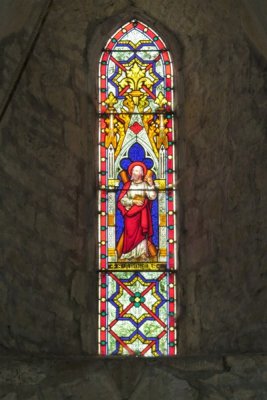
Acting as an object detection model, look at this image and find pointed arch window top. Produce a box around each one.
[99,20,173,116]
[103,20,169,52]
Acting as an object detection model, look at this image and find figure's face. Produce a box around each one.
[131,166,143,182]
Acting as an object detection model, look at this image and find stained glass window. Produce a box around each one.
[98,20,177,356]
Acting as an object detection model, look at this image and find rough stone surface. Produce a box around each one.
[0,0,266,399]
[0,0,49,114]
[0,355,266,399]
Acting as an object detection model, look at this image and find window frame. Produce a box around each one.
[87,11,182,357]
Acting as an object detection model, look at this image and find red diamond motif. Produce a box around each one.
[130,122,143,134]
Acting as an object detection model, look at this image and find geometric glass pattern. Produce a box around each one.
[98,19,177,356]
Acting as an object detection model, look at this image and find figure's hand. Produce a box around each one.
[133,199,144,206]
[145,175,154,186]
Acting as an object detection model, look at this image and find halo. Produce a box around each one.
[128,161,147,177]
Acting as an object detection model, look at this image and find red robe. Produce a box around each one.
[117,181,153,255]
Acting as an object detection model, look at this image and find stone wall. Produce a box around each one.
[241,0,267,60]
[0,354,267,399]
[0,0,50,117]
[0,0,266,398]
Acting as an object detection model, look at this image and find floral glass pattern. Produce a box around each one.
[98,20,177,356]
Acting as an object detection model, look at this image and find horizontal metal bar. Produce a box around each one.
[98,112,175,116]
[97,188,178,192]
[102,49,170,53]
[97,269,177,273]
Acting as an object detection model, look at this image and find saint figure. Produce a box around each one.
[117,162,157,261]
